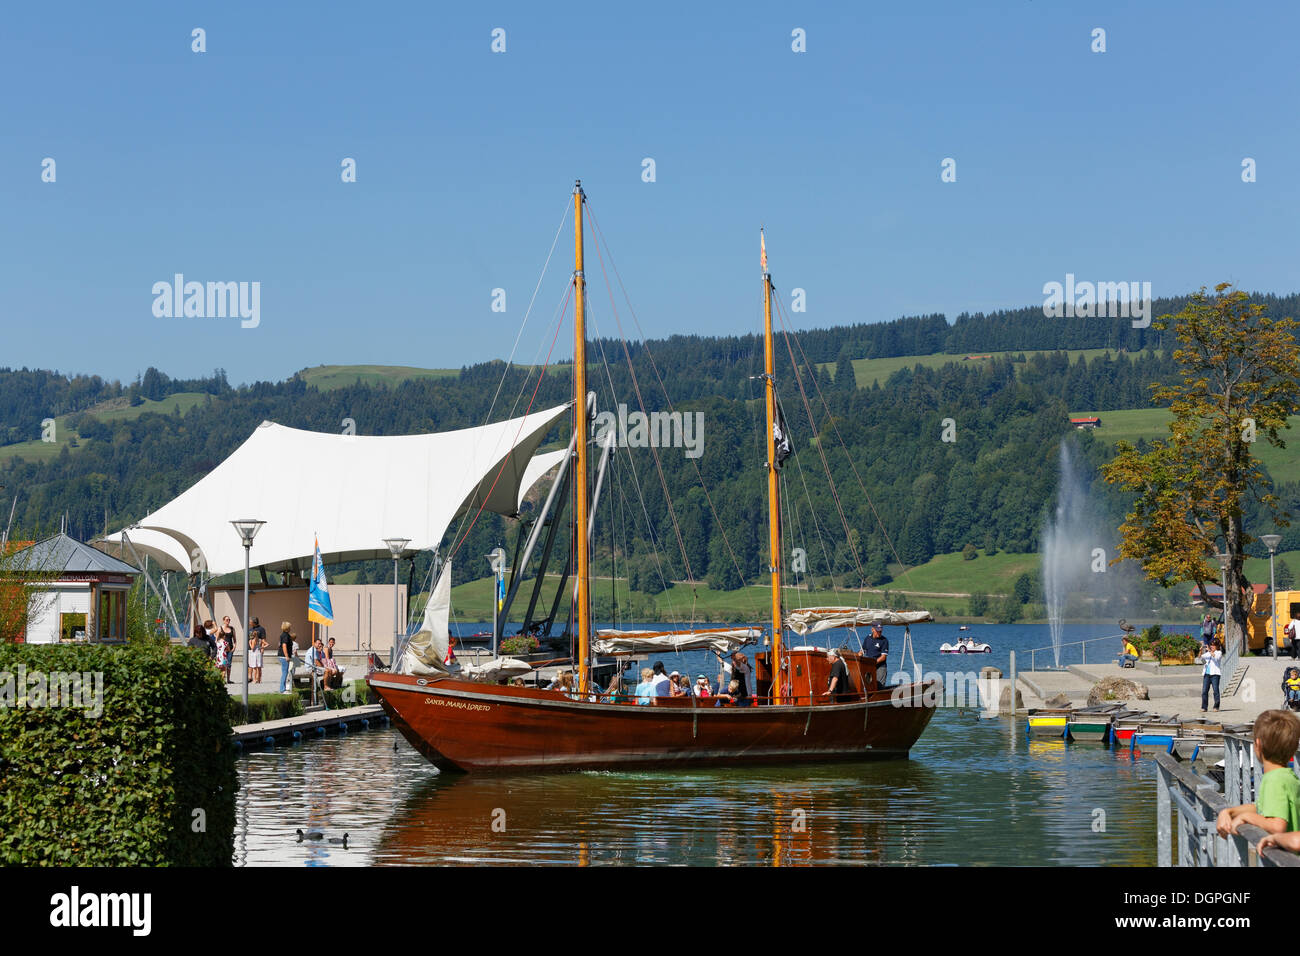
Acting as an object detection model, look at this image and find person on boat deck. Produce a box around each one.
[1217,709,1300,839]
[714,651,752,700]
[714,680,741,706]
[823,648,855,702]
[695,674,712,697]
[862,624,889,683]
[634,667,656,705]
[651,661,673,697]
[670,671,691,697]
[1118,636,1139,669]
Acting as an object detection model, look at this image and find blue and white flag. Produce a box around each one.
[307,537,334,625]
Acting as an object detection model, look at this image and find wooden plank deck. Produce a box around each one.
[231,704,386,747]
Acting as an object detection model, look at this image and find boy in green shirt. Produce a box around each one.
[1216,709,1300,838]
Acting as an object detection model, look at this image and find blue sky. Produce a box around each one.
[3,1,1299,385]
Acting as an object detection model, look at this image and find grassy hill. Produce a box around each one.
[1070,408,1300,484]
[828,348,1118,387]
[296,365,459,390]
[0,392,209,463]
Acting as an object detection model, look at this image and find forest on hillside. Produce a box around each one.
[3,293,1300,603]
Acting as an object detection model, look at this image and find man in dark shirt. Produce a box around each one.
[863,622,890,687]
[824,647,855,702]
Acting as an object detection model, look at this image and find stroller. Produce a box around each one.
[1283,667,1300,712]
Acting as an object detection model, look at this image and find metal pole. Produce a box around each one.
[393,555,400,666]
[241,541,250,717]
[1270,550,1277,655]
[1156,764,1171,867]
[1008,650,1017,717]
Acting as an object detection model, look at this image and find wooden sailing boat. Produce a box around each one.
[367,182,938,772]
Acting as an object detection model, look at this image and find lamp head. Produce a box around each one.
[230,519,265,546]
[1261,534,1283,554]
[383,537,411,558]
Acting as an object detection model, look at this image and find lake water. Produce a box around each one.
[235,623,1163,866]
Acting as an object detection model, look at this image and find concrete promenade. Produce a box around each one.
[1018,656,1298,724]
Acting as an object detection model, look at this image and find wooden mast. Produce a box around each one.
[762,231,783,701]
[573,181,591,695]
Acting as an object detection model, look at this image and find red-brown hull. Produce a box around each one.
[368,672,938,773]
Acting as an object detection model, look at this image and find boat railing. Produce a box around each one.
[1153,749,1300,867]
[1024,635,1126,671]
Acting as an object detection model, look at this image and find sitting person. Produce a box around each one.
[670,671,691,697]
[694,675,712,697]
[1285,667,1300,706]
[634,667,656,705]
[1216,709,1300,838]
[714,679,741,706]
[1118,636,1138,668]
[323,637,342,689]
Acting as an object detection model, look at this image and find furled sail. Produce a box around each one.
[785,607,933,636]
[399,560,454,676]
[592,627,761,656]
[462,657,533,682]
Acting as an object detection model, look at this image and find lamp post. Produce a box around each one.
[231,519,265,717]
[1263,534,1283,658]
[1215,551,1234,654]
[383,538,410,667]
[488,548,507,657]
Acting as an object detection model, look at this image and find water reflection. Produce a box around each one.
[234,710,1158,866]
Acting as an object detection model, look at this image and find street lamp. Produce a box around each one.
[383,538,410,667]
[1263,534,1283,658]
[231,519,265,717]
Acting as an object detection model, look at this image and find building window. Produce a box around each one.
[60,612,87,643]
[98,590,126,641]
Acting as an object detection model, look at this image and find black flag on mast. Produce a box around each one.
[773,403,793,469]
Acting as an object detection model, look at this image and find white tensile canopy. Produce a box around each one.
[784,607,934,636]
[100,404,570,577]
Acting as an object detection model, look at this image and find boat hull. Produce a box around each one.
[368,673,938,773]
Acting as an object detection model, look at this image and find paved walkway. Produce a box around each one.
[1018,656,1299,723]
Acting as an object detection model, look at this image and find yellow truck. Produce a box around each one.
[1247,589,1300,656]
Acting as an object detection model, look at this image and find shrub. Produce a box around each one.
[0,642,236,865]
[961,543,978,561]
[500,634,539,655]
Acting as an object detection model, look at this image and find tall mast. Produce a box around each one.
[573,181,591,695]
[762,231,783,701]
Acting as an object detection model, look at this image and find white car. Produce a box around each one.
[939,637,991,654]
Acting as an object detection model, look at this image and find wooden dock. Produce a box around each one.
[231,704,387,749]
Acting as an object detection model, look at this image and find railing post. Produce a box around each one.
[1225,737,1240,805]
[1156,763,1171,867]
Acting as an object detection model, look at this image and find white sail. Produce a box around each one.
[593,627,760,656]
[399,560,454,676]
[785,607,933,636]
[462,657,533,682]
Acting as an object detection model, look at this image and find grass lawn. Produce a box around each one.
[827,348,1118,387]
[446,550,1041,622]
[297,365,459,390]
[0,391,209,463]
[1071,408,1300,484]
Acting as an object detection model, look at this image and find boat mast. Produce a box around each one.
[573,181,591,695]
[762,231,783,701]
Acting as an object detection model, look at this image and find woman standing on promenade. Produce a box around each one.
[1198,636,1223,713]
[278,622,296,695]
[218,616,237,684]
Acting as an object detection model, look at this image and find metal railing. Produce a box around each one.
[1025,635,1126,671]
[1154,751,1300,867]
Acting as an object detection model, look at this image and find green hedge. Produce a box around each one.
[0,643,236,865]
